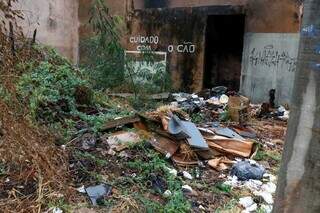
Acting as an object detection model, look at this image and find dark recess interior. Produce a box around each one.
[204,15,245,91]
[144,0,168,8]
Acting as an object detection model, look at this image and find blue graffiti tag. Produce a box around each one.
[302,24,320,37]
[310,62,320,72]
[315,44,320,54]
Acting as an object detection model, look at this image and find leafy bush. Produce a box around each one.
[16,47,133,136]
[16,48,91,123]
[80,0,125,89]
[81,0,172,95]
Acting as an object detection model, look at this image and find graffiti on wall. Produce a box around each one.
[249,45,297,72]
[241,33,300,104]
[168,42,196,53]
[129,35,196,53]
[124,51,168,92]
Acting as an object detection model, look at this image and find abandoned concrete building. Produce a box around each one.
[16,0,303,105]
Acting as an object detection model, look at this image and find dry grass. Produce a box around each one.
[0,31,75,212]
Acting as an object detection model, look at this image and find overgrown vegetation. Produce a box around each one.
[80,0,124,89]
[16,47,133,139]
[81,0,171,98]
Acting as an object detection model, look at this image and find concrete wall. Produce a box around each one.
[127,0,303,103]
[126,5,245,92]
[127,8,210,92]
[16,0,79,63]
[240,33,300,105]
[132,0,247,9]
[240,0,302,104]
[13,0,303,104]
[79,0,126,39]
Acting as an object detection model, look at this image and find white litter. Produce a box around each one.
[199,205,206,210]
[76,185,86,193]
[166,167,178,177]
[245,203,258,212]
[261,182,277,194]
[255,191,274,204]
[219,94,229,104]
[239,196,254,208]
[53,207,63,213]
[182,185,193,193]
[261,204,273,213]
[183,171,193,180]
[163,190,172,198]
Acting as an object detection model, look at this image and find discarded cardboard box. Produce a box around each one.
[228,96,250,123]
[149,135,179,158]
[208,157,234,171]
[205,136,254,158]
[107,131,141,152]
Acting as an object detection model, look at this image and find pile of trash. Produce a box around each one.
[171,87,290,124]
[224,160,277,213]
[90,86,288,212]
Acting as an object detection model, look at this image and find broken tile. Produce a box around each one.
[85,184,112,205]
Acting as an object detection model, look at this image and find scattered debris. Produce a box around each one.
[206,137,254,158]
[276,106,290,121]
[211,86,228,97]
[166,167,178,177]
[107,131,141,152]
[239,196,255,209]
[261,204,273,213]
[149,135,179,158]
[85,184,112,205]
[182,185,193,193]
[208,157,234,171]
[255,191,274,204]
[163,190,172,198]
[100,115,141,131]
[76,185,86,193]
[168,115,208,149]
[182,171,193,180]
[170,93,205,113]
[231,126,257,139]
[230,160,266,181]
[212,124,245,140]
[52,207,63,213]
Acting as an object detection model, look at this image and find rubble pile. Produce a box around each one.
[83,88,288,212]
[0,9,288,211]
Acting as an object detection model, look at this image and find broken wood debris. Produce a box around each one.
[100,115,141,131]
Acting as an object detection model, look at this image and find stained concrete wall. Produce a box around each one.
[16,0,79,63]
[132,0,247,9]
[127,8,209,92]
[13,0,302,102]
[240,33,300,105]
[240,0,302,104]
[127,5,245,92]
[127,0,303,102]
[79,0,126,39]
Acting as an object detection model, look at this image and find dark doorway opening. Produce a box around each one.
[203,15,245,91]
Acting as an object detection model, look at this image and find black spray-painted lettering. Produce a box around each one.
[249,45,297,72]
